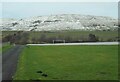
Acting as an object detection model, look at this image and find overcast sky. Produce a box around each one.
[2,2,118,19]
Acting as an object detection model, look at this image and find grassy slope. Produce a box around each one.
[2,31,118,42]
[14,45,118,80]
[29,31,118,41]
[2,43,13,53]
[0,47,1,53]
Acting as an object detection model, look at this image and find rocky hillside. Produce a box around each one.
[0,14,118,31]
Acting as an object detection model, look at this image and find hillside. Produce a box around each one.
[0,14,118,31]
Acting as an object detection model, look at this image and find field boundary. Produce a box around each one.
[27,42,119,46]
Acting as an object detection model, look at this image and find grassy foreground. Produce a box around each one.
[13,45,118,80]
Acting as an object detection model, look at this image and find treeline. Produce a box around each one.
[2,31,29,44]
[2,31,119,44]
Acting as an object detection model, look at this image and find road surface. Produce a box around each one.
[2,45,24,80]
[0,43,2,82]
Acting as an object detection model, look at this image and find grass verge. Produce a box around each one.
[2,42,13,53]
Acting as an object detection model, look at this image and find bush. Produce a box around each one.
[88,34,99,42]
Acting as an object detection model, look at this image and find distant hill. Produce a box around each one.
[0,14,118,31]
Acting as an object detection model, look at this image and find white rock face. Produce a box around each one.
[0,14,119,31]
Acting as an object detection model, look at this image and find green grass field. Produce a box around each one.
[13,45,118,80]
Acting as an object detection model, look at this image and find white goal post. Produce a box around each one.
[53,40,65,44]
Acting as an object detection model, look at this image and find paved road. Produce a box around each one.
[0,54,2,82]
[27,42,119,46]
[2,45,24,80]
